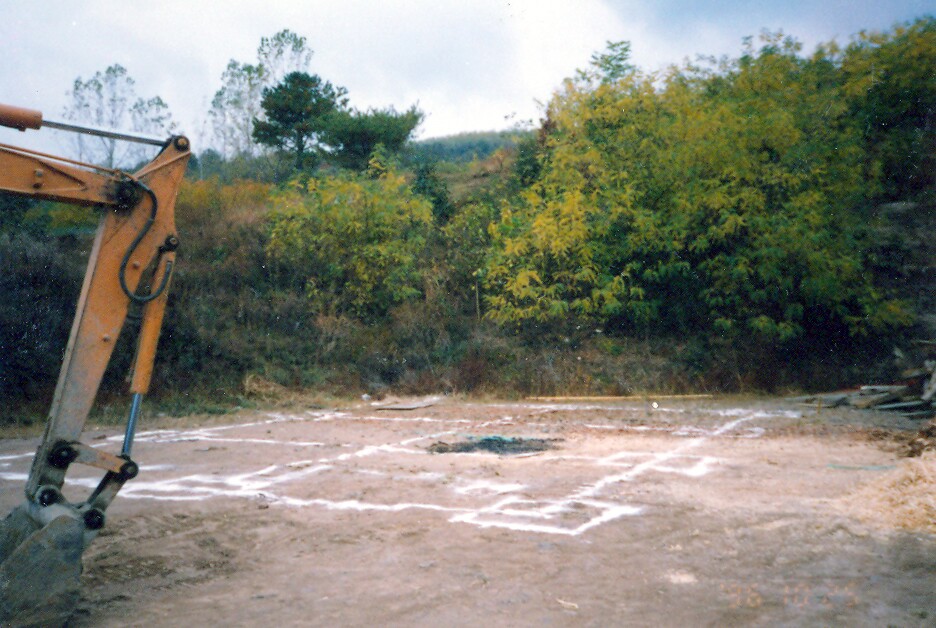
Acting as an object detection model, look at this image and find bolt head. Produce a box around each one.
[83,509,105,530]
[37,487,59,507]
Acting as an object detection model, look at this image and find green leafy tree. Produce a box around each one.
[581,40,636,84]
[252,71,348,172]
[442,200,500,318]
[412,161,454,223]
[265,161,433,319]
[841,17,936,200]
[325,106,423,170]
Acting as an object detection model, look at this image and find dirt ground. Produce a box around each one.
[1,396,934,627]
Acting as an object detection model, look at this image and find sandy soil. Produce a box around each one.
[1,396,933,627]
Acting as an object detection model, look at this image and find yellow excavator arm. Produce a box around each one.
[0,103,190,626]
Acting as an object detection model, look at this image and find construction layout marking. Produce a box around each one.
[0,405,796,536]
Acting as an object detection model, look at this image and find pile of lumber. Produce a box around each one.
[793,361,936,420]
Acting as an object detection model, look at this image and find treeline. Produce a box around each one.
[411,131,528,164]
[1,19,934,422]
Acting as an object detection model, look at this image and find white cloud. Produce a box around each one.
[506,0,628,124]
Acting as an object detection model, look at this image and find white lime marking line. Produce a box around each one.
[0,407,784,536]
[451,414,760,535]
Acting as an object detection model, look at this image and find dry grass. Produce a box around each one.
[841,452,936,534]
[242,373,297,404]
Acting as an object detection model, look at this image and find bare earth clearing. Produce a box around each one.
[1,396,933,627]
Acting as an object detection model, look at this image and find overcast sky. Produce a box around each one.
[0,0,931,156]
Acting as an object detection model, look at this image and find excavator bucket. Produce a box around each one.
[0,506,85,627]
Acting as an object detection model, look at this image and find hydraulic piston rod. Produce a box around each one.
[0,102,165,146]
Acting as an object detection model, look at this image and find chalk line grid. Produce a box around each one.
[0,406,790,536]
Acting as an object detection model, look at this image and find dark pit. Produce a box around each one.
[427,436,560,455]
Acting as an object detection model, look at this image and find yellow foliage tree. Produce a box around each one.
[266,161,433,319]
[484,28,922,340]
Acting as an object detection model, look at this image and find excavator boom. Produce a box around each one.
[0,103,190,626]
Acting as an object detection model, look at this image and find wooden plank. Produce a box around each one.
[527,394,714,402]
[876,400,929,411]
[804,394,851,408]
[850,392,899,409]
[374,399,440,411]
[859,385,910,395]
[899,410,936,419]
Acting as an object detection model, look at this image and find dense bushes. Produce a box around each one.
[484,27,930,345]
[0,233,85,419]
[265,160,434,319]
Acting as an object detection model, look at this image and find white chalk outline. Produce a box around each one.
[451,415,756,534]
[0,406,785,536]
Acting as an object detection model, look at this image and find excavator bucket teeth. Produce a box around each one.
[0,506,85,627]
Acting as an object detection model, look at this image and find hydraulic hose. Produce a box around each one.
[118,183,174,304]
